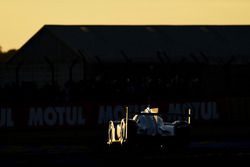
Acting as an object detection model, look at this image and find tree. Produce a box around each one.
[0,46,17,63]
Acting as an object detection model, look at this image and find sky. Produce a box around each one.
[0,0,250,51]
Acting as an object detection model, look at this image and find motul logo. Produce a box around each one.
[98,104,147,124]
[97,102,219,125]
[168,102,219,121]
[28,106,85,126]
[0,108,14,127]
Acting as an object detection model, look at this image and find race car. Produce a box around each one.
[107,106,191,150]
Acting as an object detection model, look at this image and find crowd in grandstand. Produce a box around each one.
[1,63,249,104]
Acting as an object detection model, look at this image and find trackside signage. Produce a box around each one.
[168,102,219,121]
[0,101,220,128]
[97,101,219,124]
[0,108,14,127]
[28,107,85,127]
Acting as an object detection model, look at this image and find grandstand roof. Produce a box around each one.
[11,25,250,65]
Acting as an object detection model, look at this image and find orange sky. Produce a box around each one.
[0,0,249,51]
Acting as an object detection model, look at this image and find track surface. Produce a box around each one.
[0,139,250,166]
[0,125,250,166]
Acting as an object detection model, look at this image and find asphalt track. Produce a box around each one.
[0,139,250,166]
[0,125,250,166]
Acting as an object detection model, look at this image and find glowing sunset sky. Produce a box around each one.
[0,0,249,51]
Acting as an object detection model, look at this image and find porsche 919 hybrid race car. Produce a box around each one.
[107,106,191,150]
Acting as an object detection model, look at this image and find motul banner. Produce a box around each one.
[1,98,249,128]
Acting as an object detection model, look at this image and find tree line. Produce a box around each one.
[0,46,17,63]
